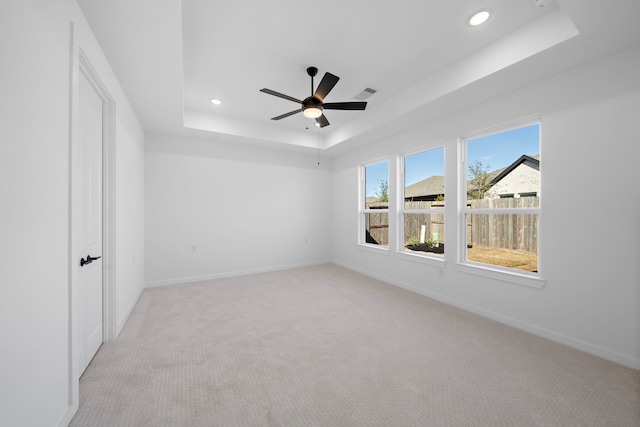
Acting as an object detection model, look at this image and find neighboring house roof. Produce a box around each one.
[365,196,388,209]
[405,154,540,199]
[490,154,540,185]
[404,175,445,200]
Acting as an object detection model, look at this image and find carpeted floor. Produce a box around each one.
[70,264,640,426]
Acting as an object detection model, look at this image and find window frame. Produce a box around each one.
[457,119,545,288]
[359,159,390,252]
[397,145,446,264]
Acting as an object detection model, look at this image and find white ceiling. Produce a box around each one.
[76,0,640,155]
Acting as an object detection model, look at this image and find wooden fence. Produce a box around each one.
[403,201,445,246]
[365,198,539,252]
[364,201,389,246]
[467,197,538,252]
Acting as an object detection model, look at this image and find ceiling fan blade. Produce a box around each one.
[260,88,303,104]
[271,109,302,120]
[313,72,340,101]
[316,114,330,128]
[322,101,367,110]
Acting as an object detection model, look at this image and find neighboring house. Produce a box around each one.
[486,154,540,199]
[405,155,540,201]
[404,175,445,201]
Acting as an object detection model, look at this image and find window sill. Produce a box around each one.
[454,263,546,289]
[357,243,390,255]
[396,250,446,267]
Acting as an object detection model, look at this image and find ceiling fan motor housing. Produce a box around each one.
[303,96,322,108]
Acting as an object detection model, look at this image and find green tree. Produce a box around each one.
[376,179,389,202]
[468,160,492,199]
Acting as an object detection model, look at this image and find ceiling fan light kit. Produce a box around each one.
[302,105,323,119]
[260,66,367,128]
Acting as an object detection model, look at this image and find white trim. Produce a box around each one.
[61,21,78,427]
[358,159,390,247]
[461,114,542,141]
[464,207,540,215]
[399,208,446,214]
[144,260,332,288]
[458,136,468,265]
[362,208,390,213]
[398,145,447,261]
[396,251,446,268]
[459,120,542,281]
[117,286,144,336]
[357,243,390,254]
[454,262,545,288]
[398,140,447,158]
[360,155,391,169]
[65,33,117,424]
[78,50,118,342]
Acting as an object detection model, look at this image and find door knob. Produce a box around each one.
[80,255,101,267]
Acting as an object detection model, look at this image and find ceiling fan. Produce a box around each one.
[260,67,367,128]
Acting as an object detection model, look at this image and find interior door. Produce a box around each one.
[78,71,104,372]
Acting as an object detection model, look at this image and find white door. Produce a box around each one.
[78,71,104,372]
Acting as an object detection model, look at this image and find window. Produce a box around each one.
[401,147,445,257]
[462,123,540,274]
[360,160,389,247]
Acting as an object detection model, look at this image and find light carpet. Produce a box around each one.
[70,264,640,426]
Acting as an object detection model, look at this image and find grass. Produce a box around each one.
[403,243,538,273]
[467,246,538,272]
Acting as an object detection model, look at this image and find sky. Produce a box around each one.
[365,123,540,197]
[467,123,540,178]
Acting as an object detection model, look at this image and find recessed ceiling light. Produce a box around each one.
[469,10,491,26]
[209,98,222,105]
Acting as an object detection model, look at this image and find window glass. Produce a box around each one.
[362,161,389,247]
[402,147,445,256]
[466,124,540,203]
[404,148,445,208]
[464,123,540,273]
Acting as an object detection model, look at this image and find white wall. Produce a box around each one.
[0,1,145,426]
[114,115,145,333]
[331,46,640,369]
[145,134,332,286]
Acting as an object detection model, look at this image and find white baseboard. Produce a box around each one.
[332,260,640,371]
[57,402,78,427]
[144,260,332,288]
[116,285,145,338]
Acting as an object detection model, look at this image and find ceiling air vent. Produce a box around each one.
[354,87,377,101]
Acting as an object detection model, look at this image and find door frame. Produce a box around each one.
[67,40,117,417]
